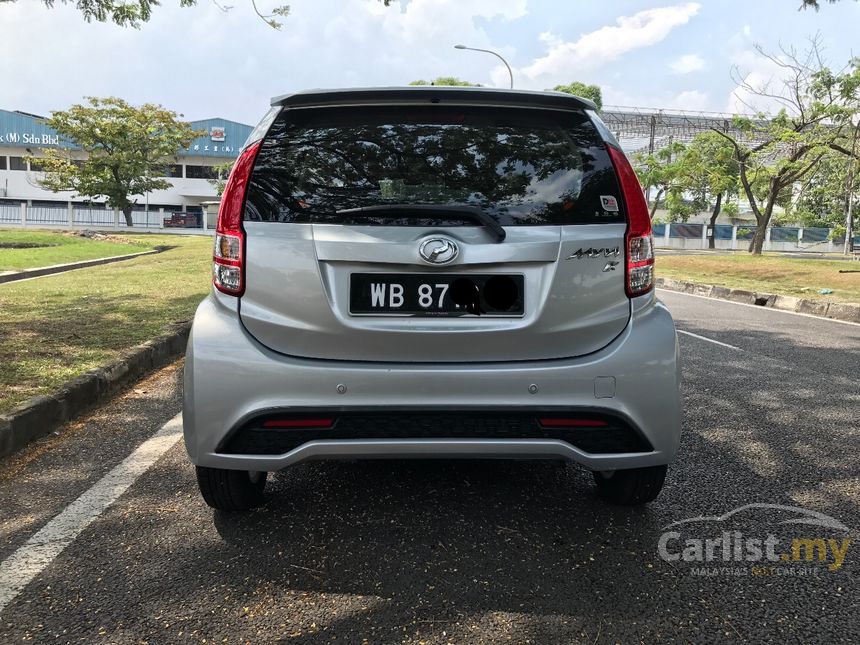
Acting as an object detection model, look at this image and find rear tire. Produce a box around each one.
[593,465,667,505]
[196,466,267,511]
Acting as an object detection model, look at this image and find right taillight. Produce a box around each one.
[606,144,654,297]
[213,141,262,296]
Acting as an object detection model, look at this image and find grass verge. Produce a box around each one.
[0,229,155,272]
[657,253,860,303]
[0,233,212,414]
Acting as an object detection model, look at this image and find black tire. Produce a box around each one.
[196,466,267,511]
[593,465,667,505]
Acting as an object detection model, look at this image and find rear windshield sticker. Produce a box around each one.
[600,195,620,212]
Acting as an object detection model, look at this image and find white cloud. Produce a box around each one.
[667,90,710,111]
[0,0,529,123]
[670,53,705,74]
[602,86,710,111]
[515,3,701,87]
[725,49,795,115]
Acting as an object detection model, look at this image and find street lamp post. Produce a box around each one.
[454,44,513,89]
[845,117,859,256]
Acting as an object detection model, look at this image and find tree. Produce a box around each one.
[552,82,603,110]
[35,97,201,226]
[409,77,481,87]
[789,137,859,254]
[711,38,860,254]
[632,140,686,219]
[800,0,856,8]
[0,0,394,29]
[673,131,740,247]
[209,161,234,197]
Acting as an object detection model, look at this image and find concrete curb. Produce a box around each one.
[0,248,163,284]
[655,277,860,324]
[0,322,191,459]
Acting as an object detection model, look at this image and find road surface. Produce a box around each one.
[1,291,858,643]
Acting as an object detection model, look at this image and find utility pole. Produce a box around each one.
[645,114,657,204]
[845,120,859,256]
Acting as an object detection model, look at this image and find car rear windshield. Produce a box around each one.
[244,105,625,227]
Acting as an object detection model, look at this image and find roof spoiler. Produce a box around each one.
[270,86,597,111]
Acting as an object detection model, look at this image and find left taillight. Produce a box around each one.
[213,141,262,297]
[606,144,654,298]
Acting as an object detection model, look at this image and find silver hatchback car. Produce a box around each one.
[183,87,681,511]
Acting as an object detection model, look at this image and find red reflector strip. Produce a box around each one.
[213,256,242,267]
[538,418,608,428]
[261,418,334,429]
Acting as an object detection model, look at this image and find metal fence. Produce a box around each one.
[0,202,217,234]
[802,227,830,243]
[0,204,167,228]
[73,207,114,226]
[770,227,798,243]
[714,224,734,240]
[649,222,849,251]
[0,202,851,249]
[0,203,20,224]
[26,205,68,225]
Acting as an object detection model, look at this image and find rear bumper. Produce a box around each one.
[183,292,682,472]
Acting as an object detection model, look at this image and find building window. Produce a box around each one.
[0,156,6,170]
[185,165,218,180]
[9,157,27,171]
[29,159,45,172]
[156,164,183,178]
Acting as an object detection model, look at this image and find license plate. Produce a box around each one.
[349,273,524,316]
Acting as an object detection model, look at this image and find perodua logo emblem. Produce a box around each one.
[419,237,459,265]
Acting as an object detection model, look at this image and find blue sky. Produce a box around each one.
[0,0,858,124]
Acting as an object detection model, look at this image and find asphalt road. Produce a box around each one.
[1,292,858,644]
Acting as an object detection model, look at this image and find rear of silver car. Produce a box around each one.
[183,87,681,511]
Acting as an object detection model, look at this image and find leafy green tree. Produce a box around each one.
[673,131,740,247]
[209,161,234,197]
[35,97,201,226]
[711,39,860,253]
[552,82,603,110]
[790,148,859,227]
[800,0,856,9]
[409,77,481,87]
[0,0,394,29]
[633,140,686,219]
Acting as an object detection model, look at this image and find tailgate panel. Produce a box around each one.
[238,222,629,362]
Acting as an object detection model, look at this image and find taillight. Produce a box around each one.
[213,141,262,296]
[606,144,654,297]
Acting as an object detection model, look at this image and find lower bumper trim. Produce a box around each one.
[220,410,652,456]
[200,438,663,472]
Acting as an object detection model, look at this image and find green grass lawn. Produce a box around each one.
[0,229,155,272]
[0,233,212,414]
[658,253,860,303]
[1,232,855,416]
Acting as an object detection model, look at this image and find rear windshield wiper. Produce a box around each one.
[335,204,506,243]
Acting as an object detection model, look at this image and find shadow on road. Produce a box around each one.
[0,319,858,642]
